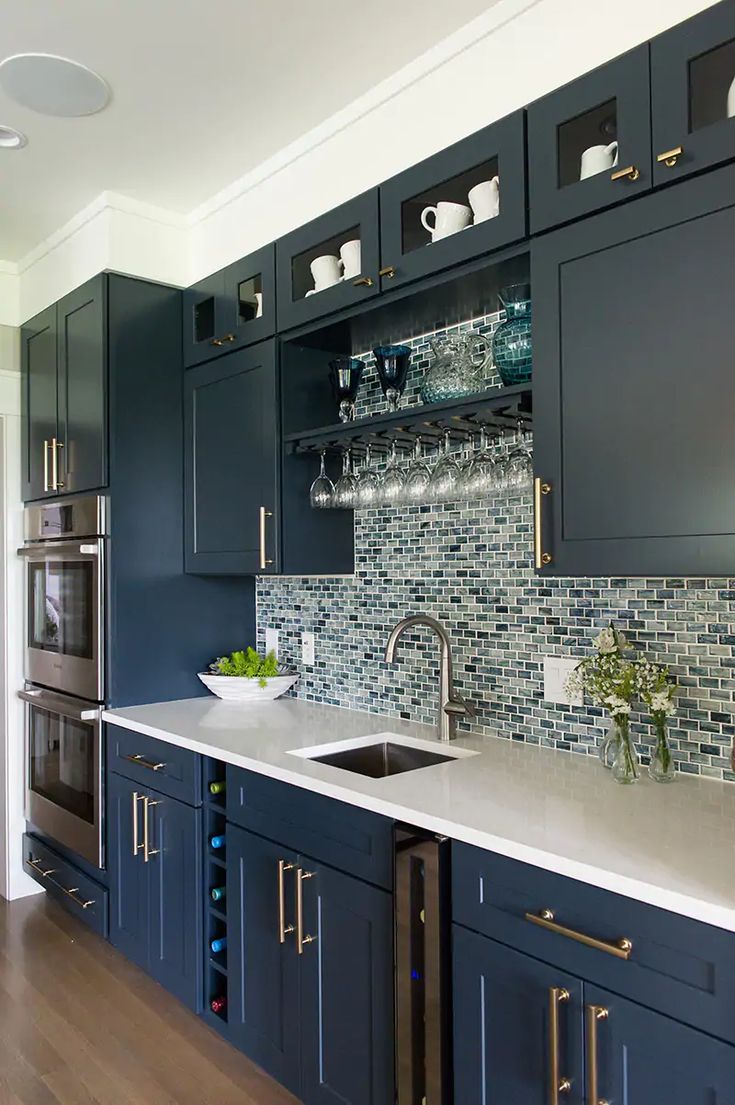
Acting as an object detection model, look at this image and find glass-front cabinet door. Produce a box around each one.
[652,0,735,186]
[528,45,652,234]
[379,111,526,290]
[276,190,380,332]
[183,244,276,367]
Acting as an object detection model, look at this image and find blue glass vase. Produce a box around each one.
[492,283,532,386]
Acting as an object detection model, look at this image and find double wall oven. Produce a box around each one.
[19,496,106,866]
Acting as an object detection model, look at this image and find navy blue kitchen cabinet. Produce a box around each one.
[108,770,202,1012]
[528,45,652,233]
[651,0,735,187]
[533,158,735,576]
[184,340,279,574]
[227,823,393,1105]
[21,275,106,502]
[183,244,276,367]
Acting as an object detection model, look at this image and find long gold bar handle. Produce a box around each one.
[586,1004,609,1105]
[43,439,49,492]
[548,988,571,1103]
[533,478,552,568]
[132,791,145,857]
[50,436,58,491]
[259,506,274,571]
[610,165,640,182]
[28,857,95,909]
[527,909,632,960]
[278,859,295,943]
[296,867,316,955]
[55,440,64,488]
[657,145,683,167]
[143,797,160,862]
[123,753,166,772]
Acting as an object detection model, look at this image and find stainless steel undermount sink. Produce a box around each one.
[308,741,456,778]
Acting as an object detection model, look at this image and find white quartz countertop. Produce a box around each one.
[102,696,735,933]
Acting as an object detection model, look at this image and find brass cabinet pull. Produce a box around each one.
[50,437,58,491]
[352,276,374,287]
[259,506,274,570]
[132,791,145,857]
[548,988,571,1103]
[277,859,295,943]
[54,440,64,488]
[610,165,640,182]
[221,333,236,343]
[526,909,632,960]
[43,439,49,492]
[123,753,166,772]
[143,797,160,862]
[29,856,95,909]
[533,478,552,568]
[295,867,316,954]
[657,145,683,167]
[210,337,225,346]
[586,1004,609,1105]
[378,265,396,279]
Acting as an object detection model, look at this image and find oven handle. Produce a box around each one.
[18,688,102,722]
[17,540,101,557]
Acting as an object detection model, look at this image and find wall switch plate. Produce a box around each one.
[265,627,279,657]
[543,656,582,706]
[301,631,315,666]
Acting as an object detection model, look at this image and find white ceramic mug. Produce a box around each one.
[727,75,735,117]
[254,291,263,318]
[420,200,472,241]
[468,177,500,223]
[339,239,362,280]
[580,141,619,180]
[309,254,341,293]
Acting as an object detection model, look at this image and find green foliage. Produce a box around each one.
[211,647,280,688]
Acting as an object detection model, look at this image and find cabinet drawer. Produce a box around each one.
[453,841,735,1046]
[107,725,201,805]
[226,766,393,889]
[24,833,108,938]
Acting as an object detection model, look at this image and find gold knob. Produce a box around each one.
[657,145,682,167]
[379,265,396,279]
[211,337,224,346]
[222,333,236,343]
[352,276,374,287]
[610,165,640,182]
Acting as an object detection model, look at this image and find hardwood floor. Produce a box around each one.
[0,894,299,1105]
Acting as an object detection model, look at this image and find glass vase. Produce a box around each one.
[598,720,619,769]
[610,715,639,784]
[648,717,676,783]
[492,283,532,386]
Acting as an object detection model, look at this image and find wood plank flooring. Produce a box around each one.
[0,894,299,1105]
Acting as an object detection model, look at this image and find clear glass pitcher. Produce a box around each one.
[420,333,490,404]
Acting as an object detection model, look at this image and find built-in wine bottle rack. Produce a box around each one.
[203,757,229,1031]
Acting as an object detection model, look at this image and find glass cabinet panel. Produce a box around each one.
[290,224,361,302]
[688,37,735,133]
[557,98,617,188]
[400,158,499,254]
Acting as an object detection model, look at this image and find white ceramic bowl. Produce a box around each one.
[198,672,299,702]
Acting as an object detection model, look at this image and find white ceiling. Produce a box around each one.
[0,0,499,261]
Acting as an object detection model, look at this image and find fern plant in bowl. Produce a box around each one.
[199,647,298,702]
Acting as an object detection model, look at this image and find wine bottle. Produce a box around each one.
[210,936,227,954]
[210,886,226,902]
[209,834,226,850]
[210,995,226,1014]
[209,780,226,796]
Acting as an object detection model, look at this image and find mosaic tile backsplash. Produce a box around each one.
[257,313,735,783]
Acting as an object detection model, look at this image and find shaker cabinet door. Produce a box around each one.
[218,245,276,352]
[108,772,150,973]
[533,159,735,576]
[21,304,58,502]
[184,340,279,574]
[57,275,107,495]
[183,270,227,368]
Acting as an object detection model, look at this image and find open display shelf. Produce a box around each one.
[284,383,532,457]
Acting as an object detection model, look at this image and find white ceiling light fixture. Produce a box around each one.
[0,124,27,148]
[0,53,110,117]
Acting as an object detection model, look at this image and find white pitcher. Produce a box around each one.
[468,177,500,223]
[580,140,619,180]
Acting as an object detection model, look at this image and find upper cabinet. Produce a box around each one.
[651,0,735,186]
[528,46,652,233]
[183,243,276,367]
[276,191,380,332]
[21,275,107,502]
[379,111,527,289]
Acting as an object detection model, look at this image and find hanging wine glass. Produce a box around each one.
[333,449,358,509]
[373,345,411,412]
[459,427,498,498]
[503,420,533,497]
[355,443,381,508]
[380,441,407,506]
[309,449,335,509]
[404,437,432,504]
[428,429,462,502]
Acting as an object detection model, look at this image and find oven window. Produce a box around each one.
[29,707,95,825]
[29,561,94,659]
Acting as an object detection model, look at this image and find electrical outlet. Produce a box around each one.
[301,631,315,666]
[265,627,279,657]
[543,656,582,706]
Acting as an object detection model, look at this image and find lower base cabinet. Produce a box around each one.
[453,924,735,1105]
[108,771,202,1011]
[227,824,394,1105]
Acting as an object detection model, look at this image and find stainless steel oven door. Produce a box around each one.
[20,686,103,868]
[19,537,104,703]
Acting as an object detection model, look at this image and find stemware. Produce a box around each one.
[502,422,534,496]
[380,441,407,506]
[354,444,382,508]
[458,427,498,498]
[329,357,365,422]
[309,450,334,509]
[373,345,411,412]
[428,430,462,502]
[333,449,358,509]
[404,437,432,504]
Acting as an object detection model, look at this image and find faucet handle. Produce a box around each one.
[444,695,476,721]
